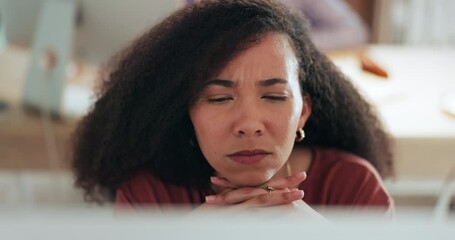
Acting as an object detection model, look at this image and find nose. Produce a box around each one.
[233,102,265,138]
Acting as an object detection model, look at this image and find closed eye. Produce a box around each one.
[262,95,288,101]
[207,97,234,103]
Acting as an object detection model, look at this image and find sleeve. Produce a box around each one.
[324,156,394,212]
[115,172,167,208]
[114,171,203,210]
[116,187,133,205]
[115,182,156,206]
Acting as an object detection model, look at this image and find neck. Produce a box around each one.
[273,146,313,179]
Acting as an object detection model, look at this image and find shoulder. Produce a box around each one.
[115,171,168,205]
[316,148,380,179]
[115,170,204,207]
[311,148,394,209]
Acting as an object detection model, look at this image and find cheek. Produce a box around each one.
[267,105,301,137]
[190,108,225,152]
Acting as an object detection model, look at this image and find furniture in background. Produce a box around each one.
[330,45,455,211]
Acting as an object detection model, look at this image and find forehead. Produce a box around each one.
[217,33,298,77]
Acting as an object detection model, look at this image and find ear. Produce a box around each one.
[298,96,312,129]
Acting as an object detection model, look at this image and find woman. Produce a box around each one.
[72,0,394,213]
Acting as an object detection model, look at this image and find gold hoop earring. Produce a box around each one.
[295,128,305,142]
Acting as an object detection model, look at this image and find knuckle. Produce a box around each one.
[286,174,298,183]
[282,193,295,203]
[282,192,291,201]
[217,194,226,203]
[282,191,300,203]
[256,194,269,204]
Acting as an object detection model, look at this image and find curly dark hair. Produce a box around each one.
[72,0,394,202]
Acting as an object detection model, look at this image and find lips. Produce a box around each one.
[228,149,271,164]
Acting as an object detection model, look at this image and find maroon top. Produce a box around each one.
[116,148,393,210]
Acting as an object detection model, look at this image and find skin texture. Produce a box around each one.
[189,34,313,212]
[204,172,307,206]
[190,33,311,187]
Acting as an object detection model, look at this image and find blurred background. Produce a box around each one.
[0,0,454,222]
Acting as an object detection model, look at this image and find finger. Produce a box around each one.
[243,189,304,207]
[205,188,301,205]
[210,176,237,188]
[206,187,276,205]
[266,171,307,189]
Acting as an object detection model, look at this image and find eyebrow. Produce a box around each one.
[258,78,288,87]
[204,79,235,88]
[204,78,288,88]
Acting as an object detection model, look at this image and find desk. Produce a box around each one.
[330,46,455,206]
[330,46,455,180]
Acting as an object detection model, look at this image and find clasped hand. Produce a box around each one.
[205,172,306,207]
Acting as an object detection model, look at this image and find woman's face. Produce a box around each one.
[190,33,311,186]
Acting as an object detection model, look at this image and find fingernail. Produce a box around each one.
[295,171,306,179]
[292,190,304,199]
[210,176,218,183]
[205,195,216,203]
